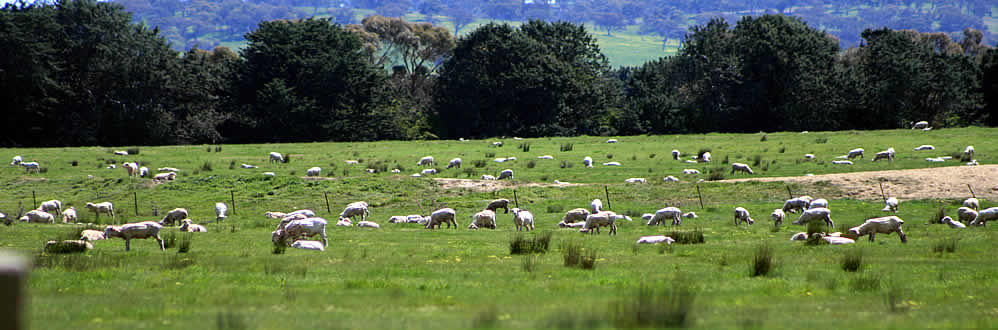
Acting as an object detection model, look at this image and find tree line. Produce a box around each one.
[1,0,996,147]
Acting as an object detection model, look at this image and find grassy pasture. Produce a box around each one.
[1,127,997,329]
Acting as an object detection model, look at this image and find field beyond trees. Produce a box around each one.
[3,128,998,328]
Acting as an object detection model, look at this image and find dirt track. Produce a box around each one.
[433,178,584,191]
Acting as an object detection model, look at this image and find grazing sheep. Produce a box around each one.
[882,197,899,213]
[481,175,497,180]
[562,208,590,224]
[469,209,497,230]
[771,209,785,225]
[537,155,554,160]
[847,148,865,159]
[288,209,316,218]
[159,208,189,226]
[62,207,77,223]
[44,240,94,253]
[969,207,998,226]
[335,219,353,227]
[911,121,929,129]
[406,214,427,224]
[782,197,811,213]
[178,219,207,232]
[579,211,623,235]
[492,141,503,147]
[734,207,754,225]
[809,198,829,209]
[425,208,458,229]
[306,167,321,177]
[498,169,514,180]
[603,162,621,166]
[682,169,700,175]
[19,210,55,223]
[625,178,647,183]
[963,198,979,210]
[511,208,534,231]
[265,212,287,219]
[421,168,437,175]
[10,155,22,166]
[804,154,815,159]
[730,163,754,175]
[792,207,834,228]
[682,212,697,219]
[273,217,328,246]
[113,150,128,156]
[843,216,906,243]
[494,158,507,163]
[663,176,679,182]
[606,138,618,143]
[701,152,712,163]
[215,202,228,222]
[872,148,895,162]
[636,236,675,244]
[21,162,40,173]
[558,221,587,228]
[940,216,966,229]
[646,207,682,226]
[957,207,978,224]
[80,229,105,241]
[291,240,325,251]
[417,156,434,166]
[340,201,369,221]
[486,199,511,214]
[38,200,62,215]
[356,221,380,228]
[157,167,180,172]
[671,150,680,160]
[832,160,854,165]
[913,145,935,151]
[590,199,603,214]
[790,232,808,241]
[84,202,115,220]
[104,221,165,251]
[240,164,257,169]
[446,158,462,169]
[152,172,176,182]
[139,167,149,177]
[964,146,975,160]
[269,152,284,163]
[583,156,593,168]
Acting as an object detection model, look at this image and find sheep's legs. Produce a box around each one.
[868,233,876,242]
[155,236,165,250]
[895,229,907,243]
[125,239,131,251]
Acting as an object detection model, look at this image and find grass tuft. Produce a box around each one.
[201,161,213,172]
[562,241,582,267]
[509,232,553,255]
[126,147,140,155]
[760,134,768,142]
[581,250,598,270]
[559,143,574,152]
[706,168,725,181]
[163,231,178,249]
[611,281,696,328]
[841,248,863,272]
[526,160,536,169]
[851,274,881,291]
[485,152,495,158]
[178,233,193,253]
[933,237,958,254]
[663,228,705,244]
[521,254,537,272]
[750,244,774,277]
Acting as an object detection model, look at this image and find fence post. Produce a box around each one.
[513,190,519,209]
[968,184,976,199]
[696,184,704,209]
[133,192,139,216]
[230,191,236,216]
[0,252,29,330]
[604,185,612,211]
[324,192,331,215]
[31,191,35,209]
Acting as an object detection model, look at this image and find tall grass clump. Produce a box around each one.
[706,168,725,181]
[611,281,697,328]
[562,241,582,267]
[663,228,705,244]
[752,155,763,166]
[760,134,768,142]
[560,143,574,152]
[519,143,531,152]
[162,231,178,249]
[721,155,729,164]
[526,160,536,169]
[229,160,236,170]
[560,161,574,169]
[581,250,598,270]
[509,232,553,255]
[216,311,248,330]
[814,137,828,144]
[750,244,774,277]
[933,237,958,254]
[841,248,863,272]
[126,147,140,155]
[850,274,881,291]
[779,146,786,153]
[201,161,213,172]
[521,254,537,272]
[472,160,487,168]
[485,152,496,158]
[929,206,945,224]
[178,233,193,253]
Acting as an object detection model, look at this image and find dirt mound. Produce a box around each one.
[720,165,998,200]
[434,178,584,192]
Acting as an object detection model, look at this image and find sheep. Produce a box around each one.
[537,155,554,160]
[417,156,434,166]
[469,209,497,230]
[421,168,437,175]
[940,216,966,229]
[671,150,680,160]
[969,207,998,226]
[19,210,55,223]
[10,155,22,166]
[84,202,115,220]
[240,164,257,169]
[344,160,359,165]
[790,232,808,241]
[288,209,316,218]
[80,229,105,241]
[492,141,503,147]
[911,121,929,129]
[771,209,785,225]
[925,157,945,162]
[104,221,165,251]
[957,207,978,224]
[872,148,895,162]
[38,199,62,215]
[731,163,754,175]
[411,173,422,177]
[606,138,618,143]
[390,168,401,173]
[809,198,829,209]
[306,167,321,177]
[511,208,534,231]
[269,152,284,163]
[782,197,811,213]
[498,169,514,180]
[562,208,590,224]
[558,221,587,228]
[646,207,682,226]
[179,219,207,232]
[425,208,458,229]
[291,240,325,251]
[701,152,712,163]
[486,199,510,214]
[335,219,353,227]
[139,167,149,178]
[157,167,180,172]
[583,156,593,168]
[113,150,128,156]
[62,207,77,223]
[791,207,834,228]
[106,164,116,169]
[663,176,679,182]
[804,154,815,159]
[264,212,287,220]
[388,216,408,223]
[636,236,675,244]
[683,212,697,219]
[847,148,865,159]
[356,221,380,228]
[882,197,899,213]
[603,162,622,166]
[962,198,979,211]
[815,234,856,245]
[159,208,189,226]
[211,202,227,222]
[44,240,94,253]
[481,175,497,180]
[625,178,647,183]
[446,158,462,169]
[964,146,975,160]
[152,172,176,182]
[734,207,754,225]
[406,214,427,224]
[832,160,854,165]
[273,217,328,246]
[0,212,6,226]
[843,216,906,243]
[966,160,979,166]
[579,211,623,235]
[913,145,935,151]
[590,199,603,214]
[123,162,139,176]
[682,169,700,175]
[340,201,369,221]
[21,162,40,173]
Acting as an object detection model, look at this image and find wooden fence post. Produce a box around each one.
[0,253,29,330]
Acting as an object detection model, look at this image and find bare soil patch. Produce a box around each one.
[434,178,585,192]
[720,165,998,200]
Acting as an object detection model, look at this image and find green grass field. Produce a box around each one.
[2,128,997,328]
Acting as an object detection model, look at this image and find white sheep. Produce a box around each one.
[562,208,590,224]
[288,209,316,218]
[579,211,623,235]
[446,158,462,169]
[265,211,287,219]
[966,160,979,166]
[20,162,40,173]
[819,235,856,245]
[734,207,754,225]
[671,150,680,160]
[273,217,328,246]
[957,207,978,224]
[340,201,369,221]
[872,148,895,162]
[406,214,427,224]
[583,156,593,168]
[417,156,434,166]
[306,167,321,177]
[731,163,754,175]
[139,167,149,178]
[792,207,834,228]
[241,164,257,169]
[940,216,966,229]
[158,208,189,226]
[790,232,808,241]
[344,160,359,165]
[847,148,865,159]
[925,157,945,162]
[636,236,675,244]
[215,202,228,222]
[469,209,497,230]
[809,198,829,209]
[179,219,207,232]
[843,216,906,243]
[38,199,62,215]
[882,197,899,213]
[421,168,438,175]
[646,207,682,226]
[537,155,554,160]
[498,169,514,180]
[782,197,811,213]
[911,121,929,129]
[606,138,618,143]
[104,221,165,251]
[411,173,422,177]
[701,152,712,163]
[603,162,621,166]
[113,150,128,156]
[663,176,679,182]
[486,199,510,214]
[80,229,105,241]
[62,207,77,223]
[19,210,55,223]
[558,221,587,228]
[106,164,116,169]
[425,208,457,229]
[44,240,94,253]
[832,160,854,165]
[335,219,353,227]
[590,199,603,214]
[122,162,139,176]
[511,208,534,231]
[682,169,700,175]
[269,152,284,163]
[804,154,815,159]
[683,212,697,219]
[625,178,647,183]
[969,207,998,226]
[357,221,380,228]
[10,155,22,166]
[481,175,497,180]
[771,209,785,225]
[291,240,325,251]
[963,198,979,210]
[157,167,180,172]
[492,141,503,147]
[85,202,115,220]
[152,172,176,182]
[913,145,934,151]
[391,169,401,173]
[964,146,975,160]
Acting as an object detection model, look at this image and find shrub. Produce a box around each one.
[560,143,574,152]
[760,134,768,142]
[841,249,863,272]
[126,147,140,155]
[611,281,696,328]
[526,160,536,169]
[750,244,773,277]
[562,242,582,267]
[519,143,531,152]
[752,155,763,166]
[779,146,786,153]
[201,161,213,172]
[580,250,598,270]
[71,160,78,167]
[814,137,828,144]
[509,232,553,255]
[606,154,613,159]
[706,168,725,181]
[663,228,705,244]
[485,152,496,158]
[933,237,958,254]
[472,160,487,168]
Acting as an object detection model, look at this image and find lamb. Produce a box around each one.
[771,209,785,225]
[957,207,978,224]
[62,207,77,223]
[38,199,62,215]
[122,162,139,176]
[964,146,975,160]
[104,221,165,251]
[19,210,55,223]
[356,221,380,228]
[84,202,115,220]
[388,216,408,223]
[498,169,514,180]
[80,229,105,241]
[701,152,712,163]
[940,216,966,229]
[832,160,854,165]
[872,148,895,162]
[791,207,834,228]
[469,209,497,230]
[10,155,22,166]
[734,207,754,225]
[215,202,228,222]
[106,164,116,169]
[804,154,815,159]
[882,197,899,213]
[625,178,647,183]
[291,240,325,251]
[240,164,257,169]
[306,167,321,177]
[925,157,945,162]
[157,167,180,172]
[963,198,979,210]
[590,199,603,214]
[603,162,621,166]
[269,152,284,163]
[969,207,998,226]
[781,196,812,214]
[790,232,808,241]
[481,175,497,180]
[636,236,675,244]
[340,201,369,221]
[814,234,856,245]
[335,219,353,227]
[558,221,587,228]
[646,207,682,226]
[561,208,590,223]
[583,156,593,168]
[730,163,754,175]
[139,167,149,178]
[511,208,534,231]
[492,141,503,147]
[417,156,434,166]
[486,199,510,214]
[911,121,929,129]
[671,150,680,160]
[537,155,554,160]
[344,160,359,165]
[273,217,328,246]
[287,209,316,218]
[21,162,40,173]
[425,208,458,229]
[179,219,207,232]
[113,150,128,156]
[808,198,829,209]
[152,172,176,182]
[683,212,697,219]
[606,138,618,143]
[446,158,462,169]
[663,176,679,182]
[265,212,288,219]
[843,216,906,243]
[578,211,623,235]
[44,240,94,253]
[159,208,189,226]
[847,148,865,159]
[913,145,935,151]
[682,169,700,175]
[406,214,427,224]
[421,168,437,175]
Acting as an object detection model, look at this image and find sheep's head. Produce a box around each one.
[44,240,58,251]
[842,229,861,240]
[103,226,119,239]
[85,203,96,210]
